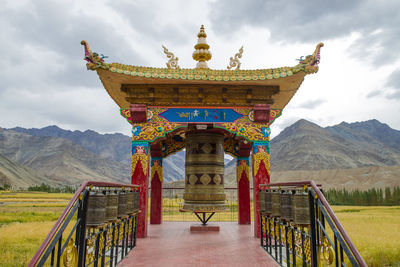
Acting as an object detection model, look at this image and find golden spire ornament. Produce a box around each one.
[192,25,212,69]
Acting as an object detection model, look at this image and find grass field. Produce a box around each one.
[0,191,399,266]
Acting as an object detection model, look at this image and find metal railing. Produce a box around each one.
[259,181,367,267]
[28,181,139,267]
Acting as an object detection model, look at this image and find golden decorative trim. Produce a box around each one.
[131,152,149,177]
[253,150,270,176]
[61,239,78,267]
[320,236,335,265]
[237,161,250,182]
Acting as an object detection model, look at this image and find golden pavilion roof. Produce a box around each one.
[81,28,323,110]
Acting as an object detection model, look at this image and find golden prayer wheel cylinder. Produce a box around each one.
[86,191,106,227]
[271,190,281,218]
[105,190,118,222]
[182,133,226,212]
[265,190,272,215]
[259,190,266,214]
[293,191,310,226]
[280,190,293,221]
[117,191,127,218]
[126,190,135,214]
[132,191,139,213]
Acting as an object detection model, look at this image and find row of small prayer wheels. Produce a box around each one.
[86,189,139,227]
[259,189,310,226]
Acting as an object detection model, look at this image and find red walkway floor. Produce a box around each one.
[119,222,278,267]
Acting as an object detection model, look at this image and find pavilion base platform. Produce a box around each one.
[118,222,278,267]
[190,223,220,232]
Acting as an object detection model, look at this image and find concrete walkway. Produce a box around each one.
[119,222,278,267]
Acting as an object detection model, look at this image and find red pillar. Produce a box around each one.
[150,158,163,224]
[252,143,270,237]
[237,157,251,224]
[131,142,150,238]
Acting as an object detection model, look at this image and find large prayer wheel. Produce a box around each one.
[181,132,226,212]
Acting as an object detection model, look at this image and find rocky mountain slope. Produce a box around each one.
[271,165,400,191]
[10,126,132,164]
[270,119,400,171]
[0,154,53,189]
[224,119,400,189]
[8,126,186,183]
[0,129,130,187]
[1,119,399,190]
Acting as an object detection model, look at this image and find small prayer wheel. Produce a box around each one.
[259,189,266,214]
[293,191,310,226]
[86,191,106,227]
[280,190,293,221]
[105,190,118,222]
[126,190,135,214]
[265,189,272,215]
[117,190,127,218]
[133,191,139,213]
[271,190,281,218]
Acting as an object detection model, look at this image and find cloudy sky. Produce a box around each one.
[1,0,399,138]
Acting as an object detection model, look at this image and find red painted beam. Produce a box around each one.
[253,104,270,123]
[130,104,147,122]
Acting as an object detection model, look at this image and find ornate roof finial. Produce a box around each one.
[192,25,212,69]
[162,45,180,69]
[227,46,244,70]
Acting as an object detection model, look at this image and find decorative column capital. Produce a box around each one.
[237,157,250,182]
[151,157,163,182]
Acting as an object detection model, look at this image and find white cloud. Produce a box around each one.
[0,0,399,140]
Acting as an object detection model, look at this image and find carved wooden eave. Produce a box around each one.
[82,40,323,112]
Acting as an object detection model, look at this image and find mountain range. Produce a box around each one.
[1,119,399,190]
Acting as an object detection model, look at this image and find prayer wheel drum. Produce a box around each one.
[259,190,266,214]
[293,191,310,226]
[117,191,128,218]
[105,190,118,222]
[126,190,135,214]
[271,190,281,218]
[265,190,272,215]
[280,190,293,221]
[86,191,106,227]
[132,191,139,213]
[182,133,226,212]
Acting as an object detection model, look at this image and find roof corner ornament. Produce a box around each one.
[297,42,324,73]
[162,45,180,69]
[227,46,244,70]
[80,40,109,71]
[192,25,212,69]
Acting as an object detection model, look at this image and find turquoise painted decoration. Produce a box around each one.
[158,108,243,123]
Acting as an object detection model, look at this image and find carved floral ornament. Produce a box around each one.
[227,46,243,70]
[162,45,179,69]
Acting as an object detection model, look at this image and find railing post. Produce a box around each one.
[77,190,89,267]
[308,190,318,267]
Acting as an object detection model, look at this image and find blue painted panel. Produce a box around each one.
[158,108,243,123]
